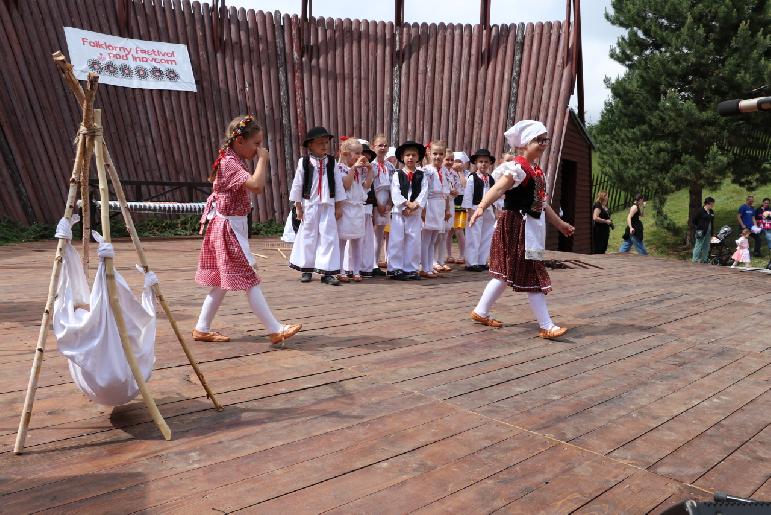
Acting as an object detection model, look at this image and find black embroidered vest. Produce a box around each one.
[301,154,336,199]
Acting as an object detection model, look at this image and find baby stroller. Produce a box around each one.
[708,225,733,266]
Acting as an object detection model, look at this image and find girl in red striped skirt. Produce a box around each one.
[468,120,575,339]
[194,115,301,344]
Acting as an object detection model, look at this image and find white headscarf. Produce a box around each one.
[385,146,396,159]
[358,138,370,146]
[453,151,470,164]
[504,120,548,148]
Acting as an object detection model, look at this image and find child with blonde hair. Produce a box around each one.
[337,137,373,282]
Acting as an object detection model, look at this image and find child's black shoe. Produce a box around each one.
[321,275,341,286]
[300,272,312,282]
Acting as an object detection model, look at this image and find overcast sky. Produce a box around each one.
[226,0,626,124]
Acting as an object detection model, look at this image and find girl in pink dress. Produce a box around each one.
[731,228,752,268]
[194,115,301,344]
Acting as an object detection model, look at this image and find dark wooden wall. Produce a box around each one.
[0,0,580,225]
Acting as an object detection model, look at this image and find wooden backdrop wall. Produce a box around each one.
[0,0,577,225]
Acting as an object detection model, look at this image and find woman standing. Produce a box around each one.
[468,120,575,339]
[619,194,648,255]
[592,191,612,254]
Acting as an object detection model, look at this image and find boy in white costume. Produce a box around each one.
[462,148,498,272]
[388,140,428,281]
[289,126,346,286]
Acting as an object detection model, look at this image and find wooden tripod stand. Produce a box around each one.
[14,54,222,455]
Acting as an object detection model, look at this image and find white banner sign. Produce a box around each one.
[64,27,196,92]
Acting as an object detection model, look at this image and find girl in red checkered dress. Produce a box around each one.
[193,115,301,344]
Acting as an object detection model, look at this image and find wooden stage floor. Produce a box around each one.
[1,237,769,514]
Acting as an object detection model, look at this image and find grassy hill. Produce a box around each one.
[605,181,770,267]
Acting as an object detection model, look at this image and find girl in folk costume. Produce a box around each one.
[420,141,452,278]
[371,135,395,272]
[433,149,457,272]
[469,120,575,339]
[337,138,373,282]
[462,148,499,272]
[194,115,301,344]
[388,141,428,280]
[446,151,469,265]
[289,126,346,286]
[356,140,380,277]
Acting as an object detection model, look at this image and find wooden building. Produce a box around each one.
[547,110,594,254]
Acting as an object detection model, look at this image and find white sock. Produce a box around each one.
[195,287,227,332]
[247,286,284,334]
[474,278,507,317]
[527,292,555,330]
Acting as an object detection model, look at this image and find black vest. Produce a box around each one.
[472,174,495,205]
[397,169,424,201]
[502,173,541,218]
[301,155,336,199]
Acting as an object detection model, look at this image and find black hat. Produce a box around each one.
[361,143,376,162]
[395,140,426,162]
[470,148,495,164]
[303,126,334,148]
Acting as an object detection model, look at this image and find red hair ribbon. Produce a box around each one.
[425,140,432,149]
[339,135,350,141]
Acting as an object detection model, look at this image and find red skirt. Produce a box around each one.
[488,210,552,293]
[195,216,260,291]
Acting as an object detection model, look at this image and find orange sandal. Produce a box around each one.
[538,326,568,339]
[470,311,503,328]
[336,274,350,283]
[269,323,302,345]
[352,274,363,282]
[192,329,231,342]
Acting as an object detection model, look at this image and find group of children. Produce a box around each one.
[192,115,571,345]
[286,126,516,284]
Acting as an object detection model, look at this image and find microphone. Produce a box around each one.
[717,96,771,115]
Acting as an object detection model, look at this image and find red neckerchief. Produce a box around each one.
[353,167,360,181]
[480,172,489,185]
[437,167,443,184]
[406,169,414,182]
[376,160,385,178]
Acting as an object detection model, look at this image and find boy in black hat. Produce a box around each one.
[462,148,498,271]
[288,126,346,285]
[387,141,428,280]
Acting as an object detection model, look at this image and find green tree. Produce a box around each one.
[594,0,771,244]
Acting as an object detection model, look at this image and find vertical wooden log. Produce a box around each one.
[188,1,218,171]
[407,23,421,139]
[333,18,345,139]
[463,24,481,151]
[538,22,561,125]
[506,22,525,130]
[282,14,299,172]
[516,23,534,122]
[447,24,462,150]
[291,15,306,161]
[309,16,322,131]
[472,24,488,150]
[341,18,353,138]
[368,20,379,138]
[255,10,277,221]
[414,23,428,143]
[479,24,497,152]
[246,9,269,222]
[375,21,386,136]
[532,21,552,120]
[15,74,99,455]
[439,23,454,144]
[275,11,294,219]
[389,22,401,144]
[454,24,472,149]
[351,19,362,137]
[264,12,286,220]
[202,2,227,159]
[422,23,437,145]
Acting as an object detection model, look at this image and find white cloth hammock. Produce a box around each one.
[52,215,158,406]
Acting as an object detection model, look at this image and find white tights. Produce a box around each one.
[195,286,283,334]
[435,232,447,266]
[447,228,465,259]
[473,278,555,330]
[374,224,387,264]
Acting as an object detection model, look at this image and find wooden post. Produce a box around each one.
[14,74,99,455]
[94,110,172,441]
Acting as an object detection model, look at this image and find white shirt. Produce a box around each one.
[390,168,428,213]
[289,155,346,205]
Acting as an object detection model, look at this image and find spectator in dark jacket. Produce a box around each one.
[692,197,715,263]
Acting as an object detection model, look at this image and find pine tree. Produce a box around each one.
[594,0,771,244]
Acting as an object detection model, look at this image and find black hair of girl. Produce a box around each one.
[633,194,645,203]
[209,115,262,182]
